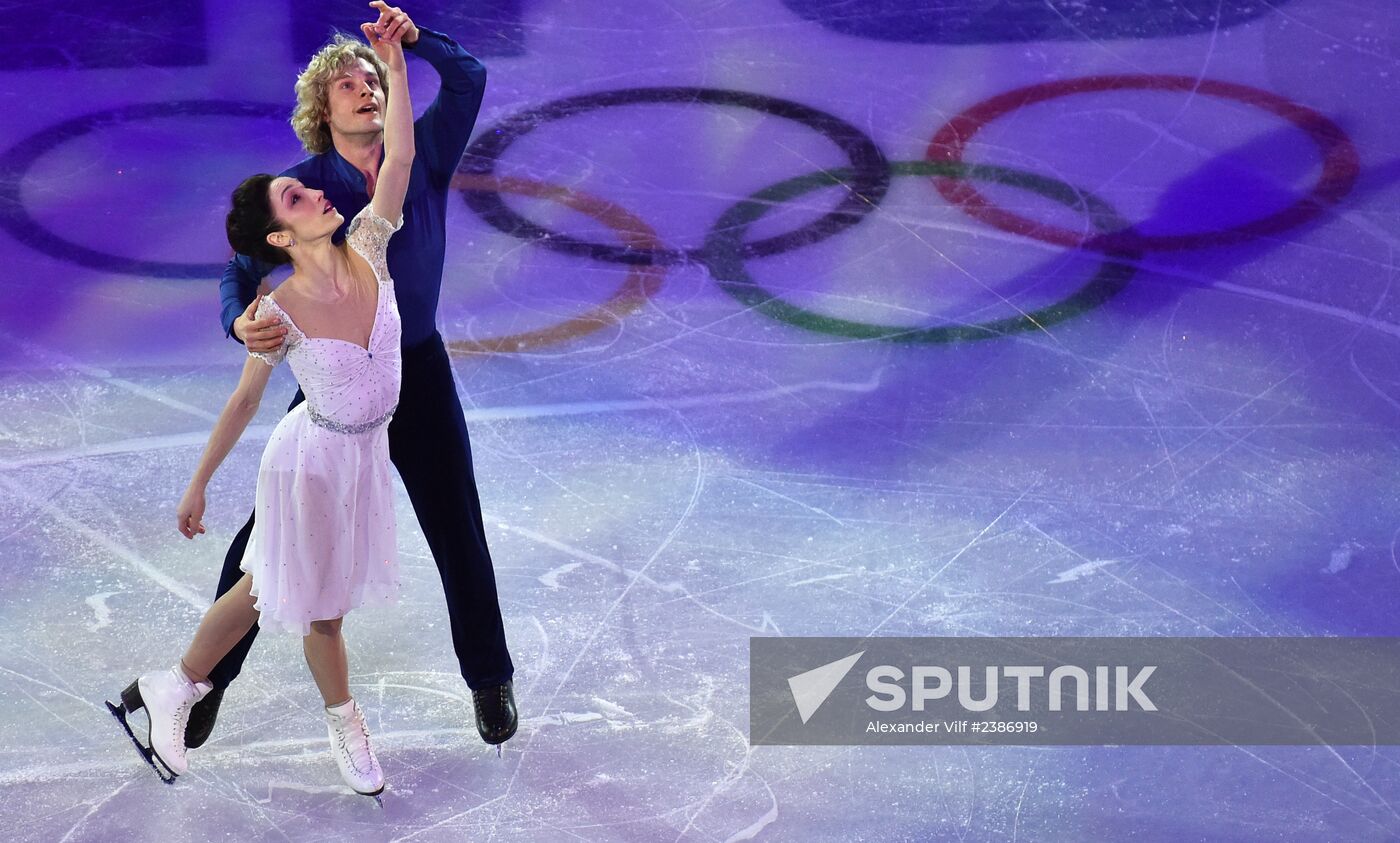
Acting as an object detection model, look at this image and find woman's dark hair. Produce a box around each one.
[226,174,291,266]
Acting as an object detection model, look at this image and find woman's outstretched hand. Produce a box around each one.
[177,486,207,540]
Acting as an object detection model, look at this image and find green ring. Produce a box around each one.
[699,160,1141,344]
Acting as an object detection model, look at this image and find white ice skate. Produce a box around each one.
[325,698,385,797]
[106,665,213,782]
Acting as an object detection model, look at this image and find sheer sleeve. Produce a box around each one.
[345,206,404,285]
[248,296,298,367]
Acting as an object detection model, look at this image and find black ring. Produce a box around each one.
[458,87,891,266]
[700,160,1141,343]
[0,100,286,278]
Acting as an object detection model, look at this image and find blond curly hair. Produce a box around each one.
[290,33,390,155]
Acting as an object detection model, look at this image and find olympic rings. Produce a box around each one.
[700,160,1140,344]
[458,87,891,266]
[0,79,1358,353]
[927,74,1359,252]
[446,173,667,354]
[0,101,286,277]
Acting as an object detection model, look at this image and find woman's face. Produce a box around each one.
[266,177,344,250]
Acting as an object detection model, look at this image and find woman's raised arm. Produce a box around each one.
[360,19,414,225]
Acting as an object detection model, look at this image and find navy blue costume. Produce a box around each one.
[212,27,514,692]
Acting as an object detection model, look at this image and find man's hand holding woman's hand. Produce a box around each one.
[368,2,419,46]
[362,2,413,68]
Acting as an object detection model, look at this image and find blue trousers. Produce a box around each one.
[207,332,515,691]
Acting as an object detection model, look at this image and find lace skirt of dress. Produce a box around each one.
[239,404,400,635]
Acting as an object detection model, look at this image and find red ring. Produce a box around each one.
[927,74,1360,251]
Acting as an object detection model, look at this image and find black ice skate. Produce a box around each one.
[184,686,224,749]
[472,679,518,758]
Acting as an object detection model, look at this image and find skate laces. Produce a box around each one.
[475,686,502,717]
[333,703,378,775]
[474,684,511,729]
[169,670,199,758]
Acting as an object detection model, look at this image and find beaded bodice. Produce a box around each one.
[250,206,404,433]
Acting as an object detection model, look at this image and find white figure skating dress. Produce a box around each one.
[240,206,404,635]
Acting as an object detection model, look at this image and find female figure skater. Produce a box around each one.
[107,18,413,798]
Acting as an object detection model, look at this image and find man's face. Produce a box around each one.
[324,58,385,142]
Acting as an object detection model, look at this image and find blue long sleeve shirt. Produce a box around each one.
[219,27,485,348]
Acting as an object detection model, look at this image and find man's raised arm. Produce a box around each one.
[403,23,487,186]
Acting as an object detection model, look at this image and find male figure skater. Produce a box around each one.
[197,0,517,750]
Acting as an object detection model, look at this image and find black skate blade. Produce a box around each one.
[351,786,385,808]
[106,699,176,785]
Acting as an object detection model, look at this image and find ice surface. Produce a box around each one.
[4,0,1400,840]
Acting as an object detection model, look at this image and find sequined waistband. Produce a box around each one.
[305,403,396,434]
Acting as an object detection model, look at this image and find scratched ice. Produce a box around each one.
[4,1,1400,840]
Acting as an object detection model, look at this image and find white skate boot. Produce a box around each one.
[325,698,385,796]
[106,665,212,782]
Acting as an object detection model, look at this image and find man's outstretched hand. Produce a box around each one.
[233,294,287,354]
[368,1,419,46]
